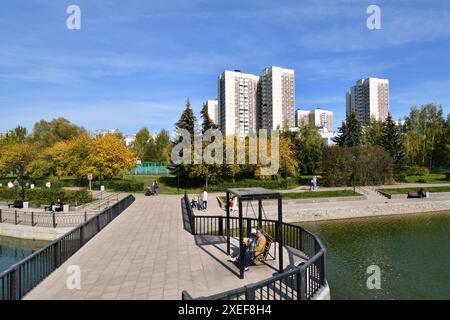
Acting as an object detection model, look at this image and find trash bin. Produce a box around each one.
[100,185,105,192]
[23,202,29,209]
[63,204,70,212]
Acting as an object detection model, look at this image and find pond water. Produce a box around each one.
[299,211,450,300]
[0,236,49,274]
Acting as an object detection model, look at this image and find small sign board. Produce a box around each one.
[87,173,93,181]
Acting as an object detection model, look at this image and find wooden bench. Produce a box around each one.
[253,230,275,263]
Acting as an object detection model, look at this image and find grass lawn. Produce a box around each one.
[380,186,450,195]
[404,173,448,184]
[282,190,362,199]
[219,190,361,202]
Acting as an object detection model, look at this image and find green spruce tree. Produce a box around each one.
[175,98,197,137]
[382,113,407,172]
[334,112,363,147]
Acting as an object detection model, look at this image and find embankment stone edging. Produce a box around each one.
[0,223,73,241]
[277,199,450,223]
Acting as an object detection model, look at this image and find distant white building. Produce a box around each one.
[204,99,219,125]
[123,134,136,147]
[296,108,334,132]
[319,128,338,146]
[296,110,311,127]
[94,129,120,137]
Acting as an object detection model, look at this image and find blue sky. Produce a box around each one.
[0,0,449,134]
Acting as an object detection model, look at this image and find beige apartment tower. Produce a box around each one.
[260,67,296,130]
[204,99,219,125]
[218,70,260,137]
[346,78,389,123]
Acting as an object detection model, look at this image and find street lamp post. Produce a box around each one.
[352,155,357,195]
[18,160,26,201]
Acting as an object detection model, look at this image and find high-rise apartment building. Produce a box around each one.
[346,78,389,123]
[204,99,219,125]
[260,67,296,130]
[218,70,260,137]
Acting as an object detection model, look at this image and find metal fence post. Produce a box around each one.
[9,267,20,300]
[31,211,34,227]
[245,284,256,300]
[52,212,56,228]
[96,215,100,232]
[299,268,306,300]
[54,242,61,268]
[15,210,18,225]
[0,208,2,223]
[84,211,87,222]
[218,217,224,236]
[80,225,85,246]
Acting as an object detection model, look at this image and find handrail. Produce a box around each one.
[0,194,135,300]
[181,193,327,301]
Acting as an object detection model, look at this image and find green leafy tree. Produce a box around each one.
[363,118,383,146]
[381,113,407,173]
[32,117,86,149]
[154,130,172,163]
[334,112,363,147]
[404,104,446,169]
[133,128,151,160]
[295,123,323,175]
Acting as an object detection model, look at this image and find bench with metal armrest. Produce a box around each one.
[8,200,23,209]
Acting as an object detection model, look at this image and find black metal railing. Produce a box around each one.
[0,195,135,300]
[0,209,98,228]
[182,193,327,301]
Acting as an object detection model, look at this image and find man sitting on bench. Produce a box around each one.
[407,188,427,199]
[45,198,63,212]
[230,228,267,271]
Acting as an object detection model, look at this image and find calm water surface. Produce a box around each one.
[299,211,450,300]
[0,236,49,273]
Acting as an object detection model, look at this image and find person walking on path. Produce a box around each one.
[202,190,208,210]
[153,181,159,195]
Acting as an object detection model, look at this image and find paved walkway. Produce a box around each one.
[25,195,292,300]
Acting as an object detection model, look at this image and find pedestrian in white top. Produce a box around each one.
[202,190,208,210]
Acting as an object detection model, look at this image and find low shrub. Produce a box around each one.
[206,177,297,192]
[91,180,144,192]
[446,172,450,181]
[0,188,92,206]
[394,173,407,183]
[407,166,430,176]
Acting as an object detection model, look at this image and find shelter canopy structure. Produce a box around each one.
[226,188,284,279]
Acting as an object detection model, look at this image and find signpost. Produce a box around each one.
[87,173,93,192]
